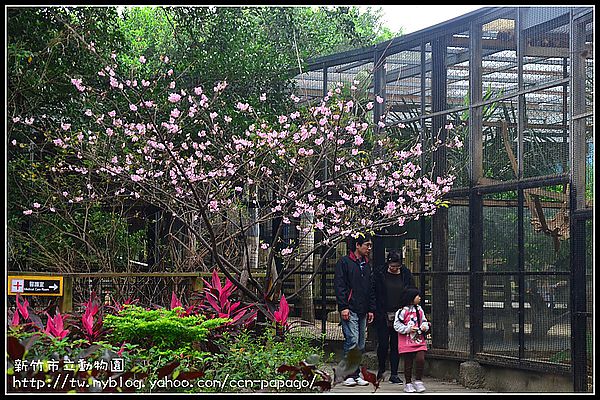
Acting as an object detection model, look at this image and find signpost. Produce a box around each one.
[8,275,63,296]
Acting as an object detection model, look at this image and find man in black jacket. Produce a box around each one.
[374,250,416,384]
[334,233,376,387]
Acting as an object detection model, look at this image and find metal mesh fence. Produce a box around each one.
[585,118,593,206]
[294,69,324,103]
[584,218,593,390]
[288,8,592,383]
[523,188,570,273]
[386,47,423,104]
[448,205,470,273]
[446,29,470,111]
[522,273,571,365]
[480,10,518,97]
[584,19,593,113]
[481,273,520,358]
[70,275,195,310]
[483,193,519,273]
[446,274,470,354]
[523,85,570,178]
[446,112,470,188]
[482,99,520,182]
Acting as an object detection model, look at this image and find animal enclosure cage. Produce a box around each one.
[292,6,593,391]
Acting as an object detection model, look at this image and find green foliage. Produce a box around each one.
[203,327,328,392]
[8,206,146,271]
[118,6,394,103]
[104,305,228,348]
[103,305,230,385]
[7,7,125,118]
[8,324,330,393]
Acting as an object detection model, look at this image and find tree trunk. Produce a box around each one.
[297,211,315,322]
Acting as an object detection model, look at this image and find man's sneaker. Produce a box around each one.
[355,376,369,386]
[376,370,385,381]
[389,374,403,384]
[413,380,426,392]
[404,383,417,393]
[342,377,357,386]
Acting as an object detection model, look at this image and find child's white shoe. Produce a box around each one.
[404,382,417,393]
[413,380,426,392]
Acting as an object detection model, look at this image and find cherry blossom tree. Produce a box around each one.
[11,45,462,311]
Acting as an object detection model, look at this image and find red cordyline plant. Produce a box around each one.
[44,311,70,339]
[80,292,106,343]
[169,291,199,316]
[272,294,290,329]
[202,269,257,326]
[10,294,30,327]
[264,294,311,336]
[170,291,183,309]
[9,295,46,333]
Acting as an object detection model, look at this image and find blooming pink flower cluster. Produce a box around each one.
[14,52,462,262]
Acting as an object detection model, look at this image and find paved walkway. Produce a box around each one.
[329,376,492,394]
[318,364,491,394]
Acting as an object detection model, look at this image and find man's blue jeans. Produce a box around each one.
[340,310,367,378]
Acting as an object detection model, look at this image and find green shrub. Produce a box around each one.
[104,305,229,390]
[203,327,328,392]
[104,305,228,348]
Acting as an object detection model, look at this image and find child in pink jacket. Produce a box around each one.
[393,288,430,393]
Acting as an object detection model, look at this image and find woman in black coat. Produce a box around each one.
[374,250,416,384]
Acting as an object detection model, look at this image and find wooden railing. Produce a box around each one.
[7,271,265,312]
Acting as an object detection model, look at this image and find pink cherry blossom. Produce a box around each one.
[71,78,86,92]
[236,102,250,111]
[168,93,181,103]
